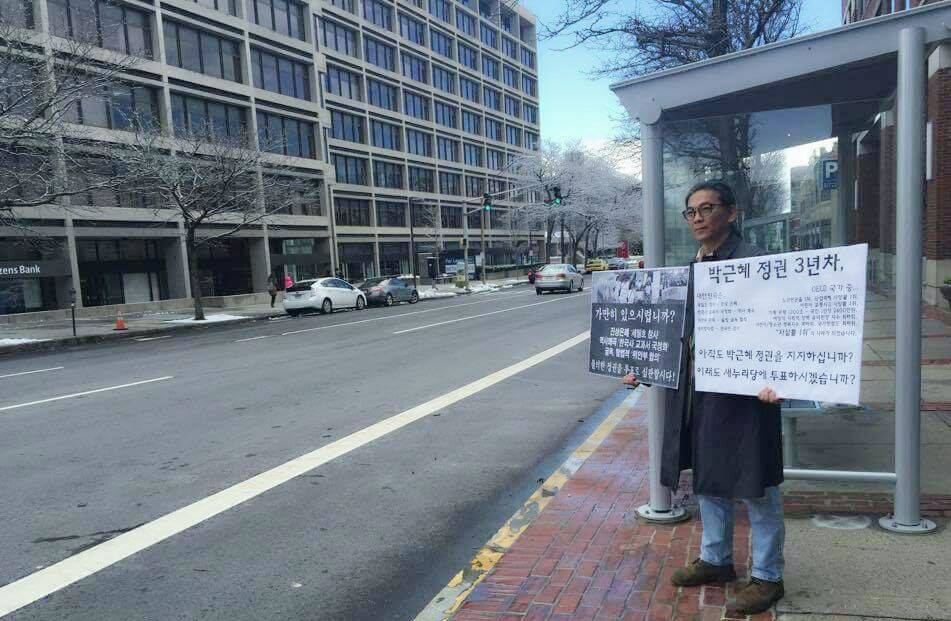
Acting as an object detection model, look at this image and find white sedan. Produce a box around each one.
[283,278,367,316]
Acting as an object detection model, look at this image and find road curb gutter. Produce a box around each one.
[413,387,645,621]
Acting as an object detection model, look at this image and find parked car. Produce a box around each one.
[585,258,609,273]
[535,264,584,294]
[358,276,419,306]
[283,278,367,316]
[607,257,627,270]
[625,256,646,269]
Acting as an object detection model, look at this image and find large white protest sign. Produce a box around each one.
[692,244,867,405]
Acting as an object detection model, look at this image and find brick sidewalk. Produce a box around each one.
[450,405,951,621]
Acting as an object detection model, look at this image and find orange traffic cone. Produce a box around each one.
[114,310,128,331]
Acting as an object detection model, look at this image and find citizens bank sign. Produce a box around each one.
[0,261,69,278]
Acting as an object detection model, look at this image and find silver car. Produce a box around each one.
[535,264,584,294]
[358,276,419,306]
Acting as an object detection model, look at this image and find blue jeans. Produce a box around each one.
[697,486,785,582]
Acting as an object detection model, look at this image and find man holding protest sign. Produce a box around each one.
[622,181,785,614]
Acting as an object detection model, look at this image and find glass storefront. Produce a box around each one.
[78,239,169,306]
[338,243,376,281]
[269,237,332,284]
[195,239,252,297]
[0,239,71,314]
[379,242,409,276]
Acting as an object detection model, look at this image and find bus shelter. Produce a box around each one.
[611,2,951,534]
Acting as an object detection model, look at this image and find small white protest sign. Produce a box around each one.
[692,244,867,405]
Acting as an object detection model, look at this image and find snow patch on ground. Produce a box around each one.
[165,314,248,324]
[0,338,50,346]
[465,283,502,294]
[418,288,458,300]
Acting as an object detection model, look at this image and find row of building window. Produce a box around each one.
[325,0,536,66]
[330,153,516,196]
[320,16,537,97]
[334,196,514,229]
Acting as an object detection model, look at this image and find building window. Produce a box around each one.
[486,148,504,171]
[465,174,484,198]
[522,74,537,97]
[327,0,354,13]
[502,37,517,61]
[490,207,508,229]
[432,65,455,94]
[48,0,153,57]
[434,101,456,128]
[186,0,237,16]
[326,65,362,100]
[363,0,392,30]
[364,37,395,71]
[69,82,160,131]
[329,109,365,143]
[484,116,502,141]
[455,9,475,36]
[0,0,32,27]
[439,171,461,196]
[406,128,433,157]
[483,86,500,111]
[479,22,497,48]
[401,52,428,83]
[524,131,538,150]
[374,160,404,188]
[332,155,368,185]
[481,56,499,81]
[461,110,481,136]
[441,206,461,228]
[399,12,426,45]
[408,166,434,192]
[437,136,458,162]
[463,142,483,167]
[430,29,454,59]
[370,119,401,150]
[269,179,321,215]
[403,90,430,120]
[321,18,358,56]
[460,77,480,104]
[503,64,518,88]
[335,197,371,225]
[458,42,478,70]
[428,0,450,23]
[247,0,306,39]
[520,46,535,69]
[257,111,316,158]
[376,201,406,227]
[505,124,521,147]
[251,48,310,100]
[504,95,520,118]
[367,78,398,111]
[523,103,537,124]
[500,9,515,34]
[171,93,246,139]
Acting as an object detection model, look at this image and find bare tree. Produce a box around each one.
[116,126,307,320]
[0,5,144,231]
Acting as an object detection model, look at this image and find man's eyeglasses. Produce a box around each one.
[682,203,725,221]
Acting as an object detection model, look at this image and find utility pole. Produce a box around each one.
[408,198,417,284]
[480,204,487,283]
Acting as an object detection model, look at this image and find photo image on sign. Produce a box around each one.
[589,267,689,388]
[592,268,688,305]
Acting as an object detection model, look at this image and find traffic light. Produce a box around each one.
[552,186,563,205]
[482,192,492,211]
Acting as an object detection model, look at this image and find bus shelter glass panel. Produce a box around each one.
[660,97,900,490]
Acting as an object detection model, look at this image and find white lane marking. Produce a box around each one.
[0,367,64,380]
[134,336,173,342]
[0,331,590,617]
[0,377,174,413]
[233,335,273,343]
[279,290,534,337]
[393,293,585,335]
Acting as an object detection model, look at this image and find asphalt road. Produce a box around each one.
[0,283,623,620]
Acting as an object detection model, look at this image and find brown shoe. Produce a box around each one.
[670,558,737,587]
[727,578,784,614]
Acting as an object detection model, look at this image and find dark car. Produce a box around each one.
[358,276,419,306]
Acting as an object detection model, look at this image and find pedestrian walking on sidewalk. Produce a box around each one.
[266,274,278,308]
[622,180,785,615]
[284,273,294,290]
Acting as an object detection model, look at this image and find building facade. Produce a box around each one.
[843,0,950,306]
[0,0,540,316]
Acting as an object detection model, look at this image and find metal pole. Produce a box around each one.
[636,121,687,523]
[463,212,470,287]
[480,208,486,283]
[409,199,417,285]
[881,27,935,534]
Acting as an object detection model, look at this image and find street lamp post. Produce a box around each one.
[408,198,417,285]
[480,206,487,283]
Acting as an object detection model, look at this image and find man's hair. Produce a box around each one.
[685,180,737,208]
